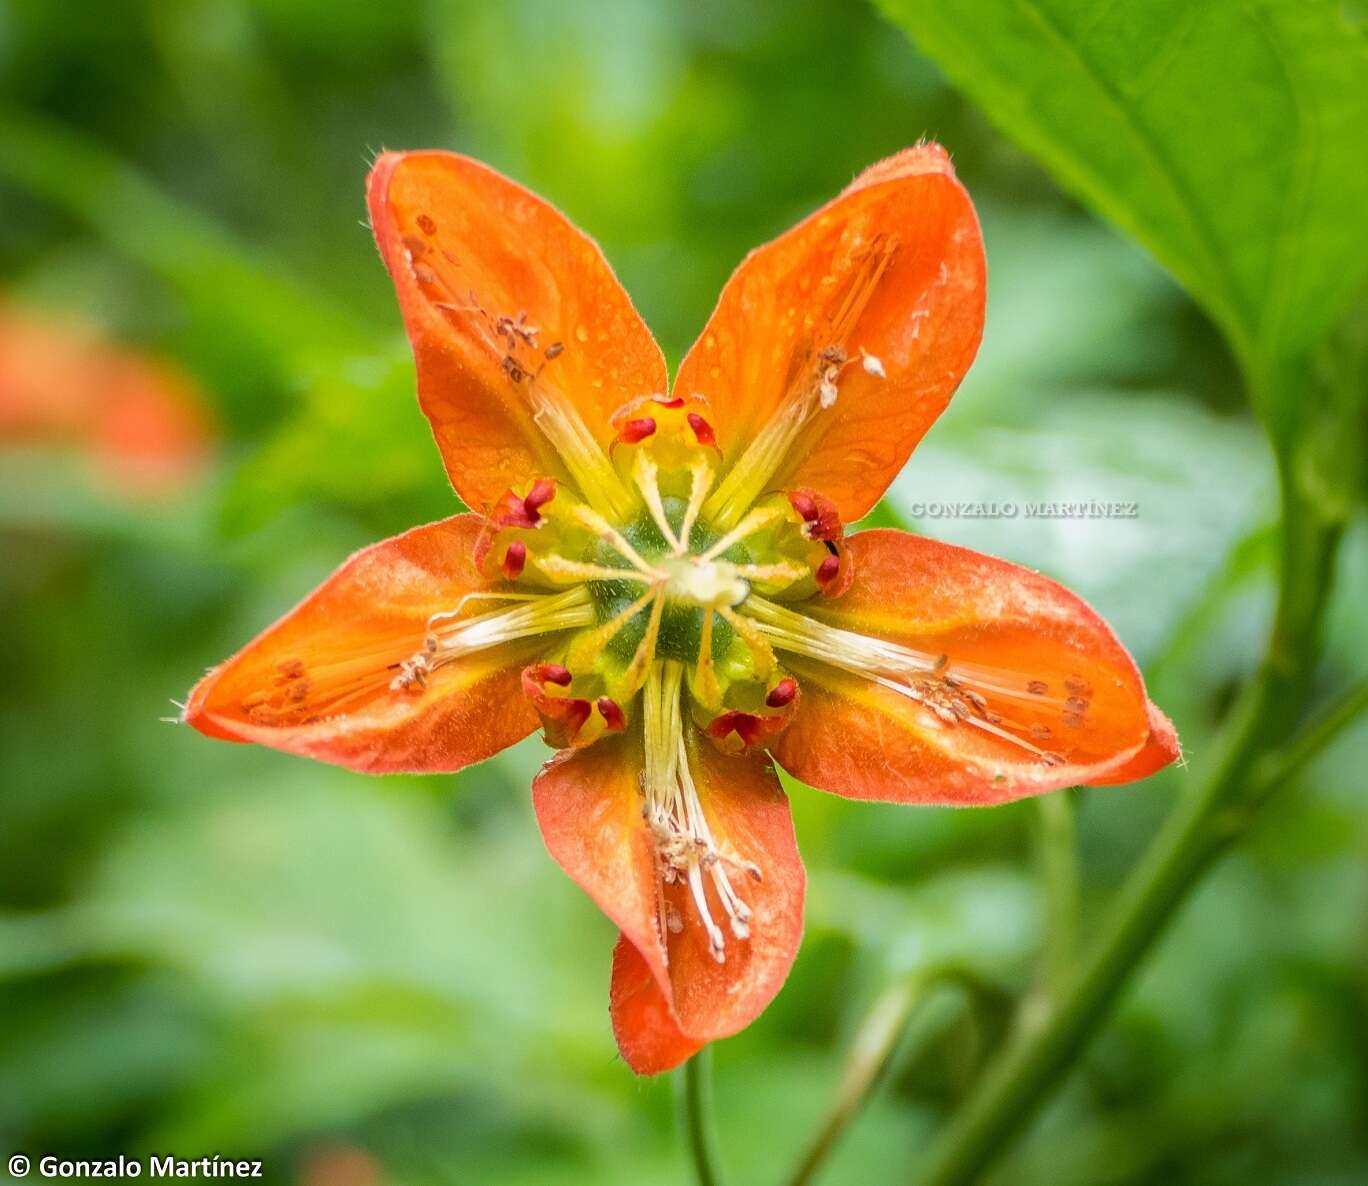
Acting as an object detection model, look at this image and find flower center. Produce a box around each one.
[660,555,748,609]
[381,368,859,962]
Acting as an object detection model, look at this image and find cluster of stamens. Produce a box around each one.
[644,661,762,962]
[742,598,1097,769]
[387,588,593,693]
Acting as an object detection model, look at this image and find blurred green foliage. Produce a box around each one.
[0,2,1364,1185]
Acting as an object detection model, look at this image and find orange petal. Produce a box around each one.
[609,934,704,1075]
[769,529,1176,804]
[1090,702,1182,786]
[674,144,985,522]
[531,731,805,1074]
[367,151,666,510]
[184,514,540,772]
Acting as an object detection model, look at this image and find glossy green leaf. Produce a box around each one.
[878,0,1368,438]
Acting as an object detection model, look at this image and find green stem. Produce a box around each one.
[1244,676,1368,805]
[676,1048,724,1186]
[909,473,1345,1186]
[787,974,967,1186]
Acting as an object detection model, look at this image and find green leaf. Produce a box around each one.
[878,0,1368,440]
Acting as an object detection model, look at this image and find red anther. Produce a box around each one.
[765,677,799,708]
[788,490,819,523]
[523,477,557,517]
[706,709,792,748]
[707,711,764,747]
[815,553,841,585]
[732,715,766,747]
[786,487,844,541]
[653,395,686,408]
[562,699,593,738]
[686,412,716,448]
[489,488,539,530]
[541,664,573,687]
[597,696,627,731]
[618,417,657,444]
[521,664,592,746]
[501,540,527,579]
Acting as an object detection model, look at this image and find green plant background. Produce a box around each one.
[1,2,1365,1184]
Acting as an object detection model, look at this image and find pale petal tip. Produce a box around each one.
[844,141,957,196]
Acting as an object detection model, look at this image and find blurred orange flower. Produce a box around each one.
[185,147,1178,1073]
[0,304,216,496]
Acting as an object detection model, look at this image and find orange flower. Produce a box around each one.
[184,147,1179,1073]
[0,304,215,496]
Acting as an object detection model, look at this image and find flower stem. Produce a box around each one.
[909,476,1347,1186]
[787,974,967,1186]
[1242,676,1368,808]
[676,1048,724,1186]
